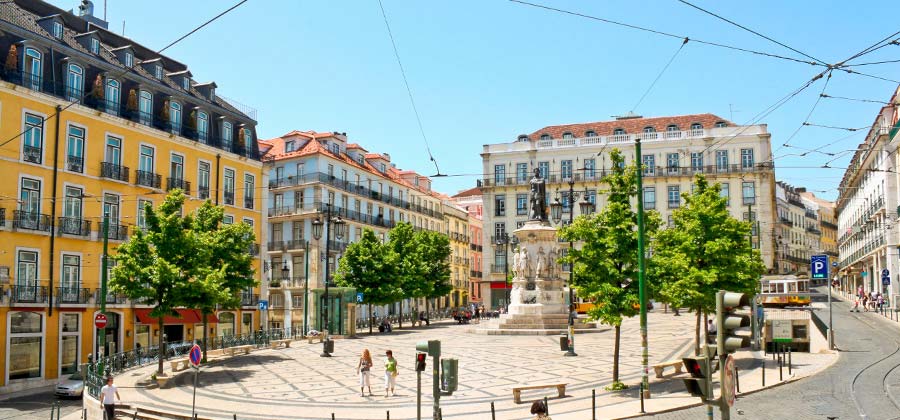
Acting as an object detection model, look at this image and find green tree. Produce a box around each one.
[416,230,452,315]
[110,191,197,376]
[182,200,256,362]
[652,175,765,355]
[558,149,660,388]
[387,222,429,328]
[335,228,400,333]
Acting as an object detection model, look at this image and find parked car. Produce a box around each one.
[55,371,84,398]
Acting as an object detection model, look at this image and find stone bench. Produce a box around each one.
[227,345,253,356]
[652,359,684,378]
[169,358,190,372]
[512,383,567,404]
[270,339,292,349]
[307,335,324,344]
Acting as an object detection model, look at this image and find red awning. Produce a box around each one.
[489,282,511,289]
[134,309,218,324]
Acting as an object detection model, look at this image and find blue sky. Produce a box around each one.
[52,0,900,199]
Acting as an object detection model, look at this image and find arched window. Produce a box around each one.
[105,79,120,115]
[540,134,551,141]
[666,124,679,132]
[517,135,529,142]
[138,90,153,125]
[613,128,625,135]
[65,63,83,101]
[169,101,182,133]
[197,111,209,143]
[643,126,656,133]
[562,132,574,139]
[24,48,42,91]
[690,123,703,130]
[585,130,597,137]
[715,121,727,128]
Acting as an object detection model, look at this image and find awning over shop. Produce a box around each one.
[490,282,511,289]
[134,309,218,325]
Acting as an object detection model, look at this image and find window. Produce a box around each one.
[223,215,234,225]
[222,122,233,149]
[644,187,656,209]
[667,153,679,174]
[244,174,255,209]
[138,90,152,125]
[24,48,42,91]
[66,125,85,173]
[197,111,209,143]
[139,145,154,174]
[494,194,506,216]
[23,113,43,164]
[52,21,63,38]
[584,159,595,178]
[690,123,702,131]
[538,161,549,179]
[517,135,529,142]
[63,186,82,220]
[20,177,41,218]
[198,161,210,199]
[494,164,505,185]
[59,313,79,375]
[224,169,235,205]
[516,194,528,215]
[104,79,120,115]
[170,155,185,190]
[379,163,386,173]
[137,199,151,229]
[9,312,43,380]
[668,185,680,208]
[585,130,597,137]
[183,77,190,90]
[613,128,625,135]
[561,160,573,180]
[742,182,755,205]
[715,121,728,128]
[296,163,305,179]
[169,101,181,133]
[61,254,80,290]
[494,222,506,239]
[562,132,574,139]
[643,126,656,133]
[642,155,655,176]
[715,150,728,171]
[539,134,551,141]
[66,63,83,101]
[105,135,121,166]
[517,163,529,182]
[124,51,133,67]
[285,141,295,153]
[90,38,100,54]
[741,148,754,168]
[720,183,730,205]
[154,65,163,79]
[103,193,120,226]
[667,124,679,132]
[690,152,703,172]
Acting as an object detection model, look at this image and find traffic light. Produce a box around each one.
[416,340,441,358]
[718,291,752,354]
[441,358,458,393]
[416,353,427,372]
[681,354,713,400]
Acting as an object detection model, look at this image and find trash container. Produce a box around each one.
[559,335,568,351]
[324,338,335,353]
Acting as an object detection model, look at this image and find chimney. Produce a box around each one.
[383,153,391,162]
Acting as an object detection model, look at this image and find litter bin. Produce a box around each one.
[559,335,569,351]
[324,338,334,354]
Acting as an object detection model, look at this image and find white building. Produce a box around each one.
[480,114,777,308]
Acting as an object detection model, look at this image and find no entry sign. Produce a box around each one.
[94,313,108,329]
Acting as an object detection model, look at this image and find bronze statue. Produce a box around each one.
[529,168,547,222]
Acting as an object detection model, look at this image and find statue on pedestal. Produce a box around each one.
[529,168,547,222]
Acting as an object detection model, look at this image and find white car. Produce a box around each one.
[55,371,84,398]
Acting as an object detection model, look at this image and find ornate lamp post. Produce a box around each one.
[311,203,345,357]
[495,233,519,311]
[550,180,595,357]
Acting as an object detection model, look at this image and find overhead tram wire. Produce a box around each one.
[820,94,893,105]
[507,0,822,66]
[773,70,833,155]
[675,0,826,65]
[631,37,689,113]
[376,0,443,177]
[0,0,251,150]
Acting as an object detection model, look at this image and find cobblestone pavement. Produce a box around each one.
[0,386,81,420]
[652,288,900,420]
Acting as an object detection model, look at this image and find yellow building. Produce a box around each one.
[443,202,470,307]
[0,1,263,392]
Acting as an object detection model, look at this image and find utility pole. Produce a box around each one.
[635,137,650,399]
[97,212,109,374]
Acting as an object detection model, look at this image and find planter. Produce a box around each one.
[155,374,171,388]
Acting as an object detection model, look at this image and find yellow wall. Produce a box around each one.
[0,84,263,390]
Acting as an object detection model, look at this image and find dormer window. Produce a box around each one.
[182,77,190,90]
[613,128,625,135]
[715,121,727,128]
[666,124,679,132]
[585,130,597,137]
[690,123,703,130]
[562,132,574,139]
[643,126,656,133]
[540,134,551,141]
[517,135,529,142]
[285,141,295,152]
[124,52,133,67]
[154,65,163,80]
[52,21,63,39]
[380,163,386,173]
[90,38,100,54]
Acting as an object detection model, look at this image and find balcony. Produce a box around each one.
[96,290,127,305]
[13,211,51,232]
[0,208,5,227]
[286,239,307,250]
[135,170,162,189]
[224,191,235,205]
[56,287,91,304]
[198,186,210,200]
[805,210,817,219]
[491,264,507,274]
[57,217,91,237]
[470,243,482,252]
[267,241,285,252]
[100,162,129,182]
[66,155,83,172]
[10,285,48,304]
[248,243,260,256]
[106,224,129,241]
[779,217,794,227]
[22,145,41,164]
[241,292,259,307]
[806,226,822,235]
[470,270,483,278]
[244,195,254,209]
[166,177,191,194]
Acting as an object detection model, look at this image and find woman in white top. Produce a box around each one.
[356,349,373,397]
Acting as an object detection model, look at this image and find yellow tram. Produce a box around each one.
[759,275,812,307]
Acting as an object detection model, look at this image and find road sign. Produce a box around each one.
[356,292,364,303]
[94,313,108,329]
[811,255,828,279]
[189,344,202,368]
[884,276,892,286]
[883,269,890,278]
[772,320,792,343]
[832,261,838,268]
[722,354,736,407]
[258,300,268,310]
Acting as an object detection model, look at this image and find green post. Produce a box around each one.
[303,240,310,336]
[97,212,109,375]
[634,138,650,399]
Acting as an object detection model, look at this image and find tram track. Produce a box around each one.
[846,306,900,419]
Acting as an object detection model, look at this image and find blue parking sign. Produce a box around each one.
[258,300,268,310]
[356,292,364,303]
[811,255,828,279]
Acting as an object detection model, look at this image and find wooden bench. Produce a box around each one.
[270,339,292,349]
[511,383,567,404]
[227,345,253,356]
[169,358,190,372]
[652,360,684,378]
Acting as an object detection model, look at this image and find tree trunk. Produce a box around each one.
[201,315,209,363]
[157,318,165,376]
[397,301,403,329]
[613,324,621,383]
[694,308,701,356]
[415,299,420,327]
[368,303,373,335]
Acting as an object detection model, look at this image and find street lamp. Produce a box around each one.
[495,233,519,312]
[549,179,595,357]
[311,203,346,357]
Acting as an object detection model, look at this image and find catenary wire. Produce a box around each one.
[772,70,832,155]
[631,37,689,112]
[820,94,893,105]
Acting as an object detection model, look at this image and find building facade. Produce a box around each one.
[480,114,777,308]
[451,186,484,305]
[0,1,263,392]
[802,191,838,262]
[774,182,822,275]
[837,86,900,301]
[260,131,451,332]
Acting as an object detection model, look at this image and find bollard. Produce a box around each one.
[234,415,237,420]
[640,382,645,413]
[592,389,597,420]
[438,407,443,420]
[491,402,496,420]
[762,359,765,387]
[332,414,335,420]
[735,366,740,393]
[386,411,389,420]
[133,410,138,420]
[779,355,783,381]
[788,348,792,375]
[545,396,549,415]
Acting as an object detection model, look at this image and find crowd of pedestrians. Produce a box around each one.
[356,348,399,398]
[850,285,886,312]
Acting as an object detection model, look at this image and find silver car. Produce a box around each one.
[55,371,84,397]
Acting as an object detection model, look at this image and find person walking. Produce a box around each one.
[99,376,120,420]
[384,350,398,397]
[706,319,717,344]
[863,293,870,312]
[357,349,373,397]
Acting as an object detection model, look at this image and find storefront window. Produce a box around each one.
[219,313,235,337]
[135,325,150,351]
[9,312,42,380]
[241,313,252,335]
[60,313,79,375]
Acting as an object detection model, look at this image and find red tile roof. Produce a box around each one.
[526,113,731,140]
